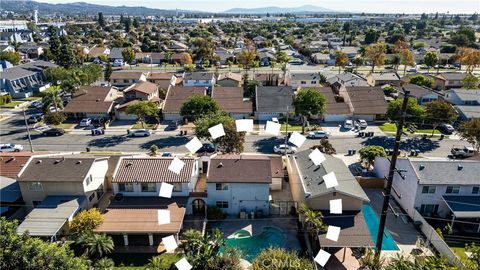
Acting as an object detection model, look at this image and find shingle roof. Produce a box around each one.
[217,72,243,82]
[0,152,35,178]
[109,47,126,59]
[110,71,145,79]
[438,73,467,81]
[290,72,322,81]
[292,150,370,201]
[63,86,115,114]
[397,84,437,99]
[256,86,293,113]
[125,81,158,95]
[318,211,374,248]
[113,157,195,183]
[371,72,400,81]
[313,87,351,114]
[88,47,108,57]
[148,72,176,80]
[346,87,388,115]
[410,159,480,185]
[211,87,252,113]
[456,105,480,119]
[449,89,480,103]
[0,60,57,80]
[207,155,272,183]
[18,157,99,182]
[270,156,284,178]
[162,86,206,113]
[184,72,215,81]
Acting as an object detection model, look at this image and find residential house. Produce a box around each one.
[270,156,285,191]
[307,40,329,53]
[334,46,359,59]
[147,72,179,89]
[326,72,369,91]
[374,158,480,231]
[16,155,109,239]
[314,87,352,122]
[367,72,402,86]
[63,86,122,119]
[207,155,272,215]
[287,72,323,89]
[0,60,57,98]
[0,44,15,53]
[108,47,126,62]
[217,72,243,87]
[169,40,188,52]
[342,86,388,121]
[110,71,147,89]
[397,84,443,105]
[444,89,480,120]
[215,47,235,65]
[312,53,331,64]
[162,86,207,121]
[255,86,293,121]
[18,44,44,60]
[88,46,110,60]
[254,73,282,86]
[182,72,216,89]
[211,87,253,119]
[171,52,191,65]
[116,82,161,120]
[434,73,467,90]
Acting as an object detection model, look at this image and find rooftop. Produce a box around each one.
[162,86,206,113]
[207,155,272,184]
[211,87,252,113]
[256,86,293,113]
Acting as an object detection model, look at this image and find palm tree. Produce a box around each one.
[298,204,327,250]
[94,257,115,270]
[269,60,276,74]
[145,255,169,270]
[179,229,226,269]
[359,248,385,270]
[384,254,415,270]
[42,87,63,113]
[77,233,114,260]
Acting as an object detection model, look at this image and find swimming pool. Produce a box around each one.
[224,226,286,262]
[362,204,399,251]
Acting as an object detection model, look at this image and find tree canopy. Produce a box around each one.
[364,42,386,73]
[457,119,480,151]
[387,97,425,122]
[293,88,326,116]
[125,100,159,128]
[359,145,386,168]
[69,208,104,235]
[424,100,457,135]
[180,95,219,121]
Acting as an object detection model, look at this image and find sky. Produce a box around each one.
[36,0,478,14]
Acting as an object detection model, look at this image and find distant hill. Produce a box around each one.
[1,0,197,16]
[224,5,337,14]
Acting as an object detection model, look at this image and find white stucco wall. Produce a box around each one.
[206,183,270,215]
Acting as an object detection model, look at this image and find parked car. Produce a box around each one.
[343,119,354,129]
[91,128,105,136]
[79,118,92,127]
[42,128,65,136]
[0,144,23,152]
[165,121,178,131]
[355,119,368,129]
[128,129,151,137]
[451,146,476,158]
[113,59,124,67]
[29,101,43,108]
[162,152,173,157]
[273,144,297,154]
[28,113,44,124]
[307,131,330,139]
[129,60,138,65]
[199,143,216,153]
[439,123,455,134]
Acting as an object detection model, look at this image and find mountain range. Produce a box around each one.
[2,1,339,15]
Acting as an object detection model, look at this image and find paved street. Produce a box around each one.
[0,110,471,158]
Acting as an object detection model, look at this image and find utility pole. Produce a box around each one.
[375,89,410,257]
[22,108,34,153]
[284,105,289,155]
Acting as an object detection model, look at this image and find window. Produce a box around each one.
[420,204,439,214]
[473,186,480,194]
[141,183,156,192]
[173,183,182,192]
[85,175,93,186]
[88,193,95,202]
[446,186,460,194]
[216,201,229,208]
[421,186,436,194]
[216,183,229,190]
[301,81,306,85]
[311,81,317,84]
[118,183,133,192]
[123,79,129,83]
[28,182,43,191]
[113,79,118,83]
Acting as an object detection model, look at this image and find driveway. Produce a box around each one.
[321,122,384,137]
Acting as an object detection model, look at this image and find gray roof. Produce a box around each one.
[290,72,322,81]
[256,86,293,113]
[456,105,480,119]
[293,150,370,201]
[0,60,57,81]
[371,72,400,81]
[397,84,438,99]
[449,89,480,103]
[109,47,125,59]
[0,176,21,203]
[184,72,215,81]
[439,73,467,81]
[408,159,480,185]
[17,196,85,236]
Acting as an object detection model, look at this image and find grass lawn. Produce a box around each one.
[21,97,41,101]
[52,123,76,129]
[110,253,181,269]
[132,122,157,129]
[280,124,303,132]
[0,101,24,108]
[448,242,468,262]
[379,123,442,135]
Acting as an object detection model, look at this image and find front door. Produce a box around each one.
[192,199,206,215]
[202,161,208,173]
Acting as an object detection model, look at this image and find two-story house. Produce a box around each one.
[434,73,468,90]
[110,71,147,89]
[182,72,216,89]
[287,72,323,89]
[444,89,480,120]
[255,86,293,121]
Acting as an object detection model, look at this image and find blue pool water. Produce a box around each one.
[224,227,286,262]
[362,204,399,251]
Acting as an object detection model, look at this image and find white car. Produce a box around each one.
[129,129,151,137]
[0,144,23,152]
[273,144,297,154]
[79,118,92,127]
[113,60,124,67]
[307,131,330,139]
[355,119,368,129]
[343,119,354,129]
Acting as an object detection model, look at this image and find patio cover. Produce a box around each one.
[318,211,374,248]
[442,195,480,218]
[17,196,85,237]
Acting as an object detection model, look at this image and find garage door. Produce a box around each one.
[324,114,348,122]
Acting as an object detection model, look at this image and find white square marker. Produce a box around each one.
[288,131,306,148]
[329,199,343,214]
[323,171,339,189]
[185,136,202,154]
[208,124,225,139]
[175,258,192,270]
[235,119,253,132]
[157,209,170,225]
[162,235,178,252]
[309,148,326,166]
[326,225,341,242]
[159,182,174,198]
[168,157,185,175]
[265,121,281,136]
[314,249,331,267]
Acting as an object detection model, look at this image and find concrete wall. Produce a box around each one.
[113,182,191,197]
[206,182,270,215]
[414,184,478,217]
[82,159,109,208]
[20,181,85,207]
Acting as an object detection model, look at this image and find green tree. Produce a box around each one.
[424,100,457,136]
[364,42,386,73]
[58,36,79,68]
[424,51,438,74]
[69,208,104,236]
[457,119,480,151]
[387,97,425,122]
[359,248,385,270]
[42,87,64,113]
[298,204,326,250]
[76,233,114,260]
[335,50,348,74]
[0,217,89,270]
[409,75,434,88]
[125,100,159,128]
[364,28,380,44]
[236,48,257,72]
[47,26,61,62]
[97,12,105,27]
[0,51,21,65]
[104,63,113,82]
[293,88,326,133]
[227,60,233,71]
[145,255,170,270]
[462,74,479,89]
[401,48,415,76]
[359,145,386,169]
[184,63,195,73]
[180,95,219,121]
[194,111,245,153]
[94,257,115,270]
[384,254,415,270]
[466,243,480,268]
[44,112,66,125]
[252,248,314,270]
[122,47,135,68]
[310,139,336,155]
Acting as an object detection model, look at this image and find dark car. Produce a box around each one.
[42,128,65,136]
[199,143,216,153]
[165,121,179,131]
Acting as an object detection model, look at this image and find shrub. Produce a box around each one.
[207,205,225,220]
[69,208,103,235]
[44,112,66,125]
[383,86,397,96]
[0,95,12,105]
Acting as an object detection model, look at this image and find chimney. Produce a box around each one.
[419,164,425,170]
[458,164,463,170]
[217,162,223,168]
[76,160,82,164]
